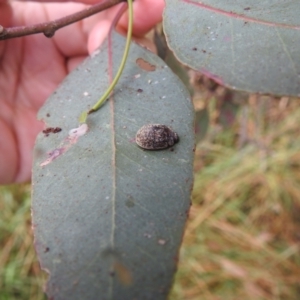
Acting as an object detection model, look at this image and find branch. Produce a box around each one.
[0,0,126,40]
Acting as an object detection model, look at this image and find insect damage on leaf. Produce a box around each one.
[136,58,156,72]
[68,123,88,139]
[40,124,88,166]
[42,127,62,137]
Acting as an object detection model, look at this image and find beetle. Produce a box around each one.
[135,124,179,150]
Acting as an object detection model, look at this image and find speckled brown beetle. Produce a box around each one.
[135,124,179,150]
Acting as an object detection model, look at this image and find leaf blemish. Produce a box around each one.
[40,124,88,167]
[42,127,62,137]
[113,261,133,286]
[40,147,66,166]
[90,48,100,58]
[68,123,88,139]
[136,58,156,72]
[158,239,166,245]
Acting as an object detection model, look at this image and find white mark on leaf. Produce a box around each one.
[69,124,88,139]
[91,49,100,58]
[158,239,166,245]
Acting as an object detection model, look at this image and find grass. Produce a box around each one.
[0,95,300,299]
[0,185,46,300]
[169,94,300,300]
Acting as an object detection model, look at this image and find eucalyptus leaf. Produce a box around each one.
[32,31,194,300]
[163,0,300,96]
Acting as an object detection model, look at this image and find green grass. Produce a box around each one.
[0,185,46,300]
[1,97,300,300]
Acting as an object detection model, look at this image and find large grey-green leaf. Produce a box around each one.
[32,31,194,300]
[163,0,300,96]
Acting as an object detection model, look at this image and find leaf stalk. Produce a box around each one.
[80,0,133,123]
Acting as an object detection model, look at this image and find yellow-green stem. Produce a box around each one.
[79,0,133,123]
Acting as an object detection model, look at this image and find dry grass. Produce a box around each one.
[169,94,300,300]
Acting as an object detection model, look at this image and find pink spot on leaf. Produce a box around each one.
[40,148,66,166]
